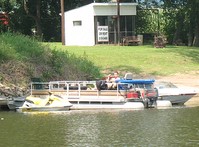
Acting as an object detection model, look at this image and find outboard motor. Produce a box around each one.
[147,88,158,108]
[147,97,157,108]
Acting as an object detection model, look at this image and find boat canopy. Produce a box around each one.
[116,79,155,84]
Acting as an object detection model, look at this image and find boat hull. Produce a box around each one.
[17,105,71,113]
[159,94,196,105]
[16,95,73,113]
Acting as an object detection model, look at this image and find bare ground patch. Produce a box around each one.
[156,72,199,88]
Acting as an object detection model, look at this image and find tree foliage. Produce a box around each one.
[0,0,199,46]
[162,0,199,46]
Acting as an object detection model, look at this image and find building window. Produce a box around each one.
[73,21,82,26]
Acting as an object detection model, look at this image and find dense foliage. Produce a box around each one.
[162,0,199,46]
[0,0,199,46]
[0,33,101,87]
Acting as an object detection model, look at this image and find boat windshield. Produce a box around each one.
[155,81,177,89]
[134,84,153,90]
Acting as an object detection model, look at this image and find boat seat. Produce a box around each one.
[124,73,133,80]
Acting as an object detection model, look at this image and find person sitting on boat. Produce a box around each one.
[106,71,120,89]
[113,71,120,81]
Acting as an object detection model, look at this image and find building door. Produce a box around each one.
[95,15,136,45]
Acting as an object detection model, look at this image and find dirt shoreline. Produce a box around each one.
[156,73,199,88]
[156,73,199,106]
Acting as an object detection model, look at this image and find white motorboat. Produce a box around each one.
[155,81,197,105]
[16,94,72,113]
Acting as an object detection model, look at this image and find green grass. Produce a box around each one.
[48,43,199,76]
[0,33,101,86]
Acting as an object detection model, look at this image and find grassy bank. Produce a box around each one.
[0,33,101,87]
[48,43,199,77]
[1,32,198,88]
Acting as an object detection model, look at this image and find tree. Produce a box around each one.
[163,0,199,46]
[23,0,42,37]
[188,0,199,46]
[2,0,198,46]
[41,1,61,41]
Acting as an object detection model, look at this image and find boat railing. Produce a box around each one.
[30,80,157,100]
[30,81,126,99]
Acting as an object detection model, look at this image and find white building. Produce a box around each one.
[64,2,137,46]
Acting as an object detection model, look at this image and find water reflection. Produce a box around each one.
[0,107,199,147]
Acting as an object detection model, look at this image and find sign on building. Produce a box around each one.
[98,26,109,42]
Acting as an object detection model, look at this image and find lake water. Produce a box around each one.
[0,106,199,147]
